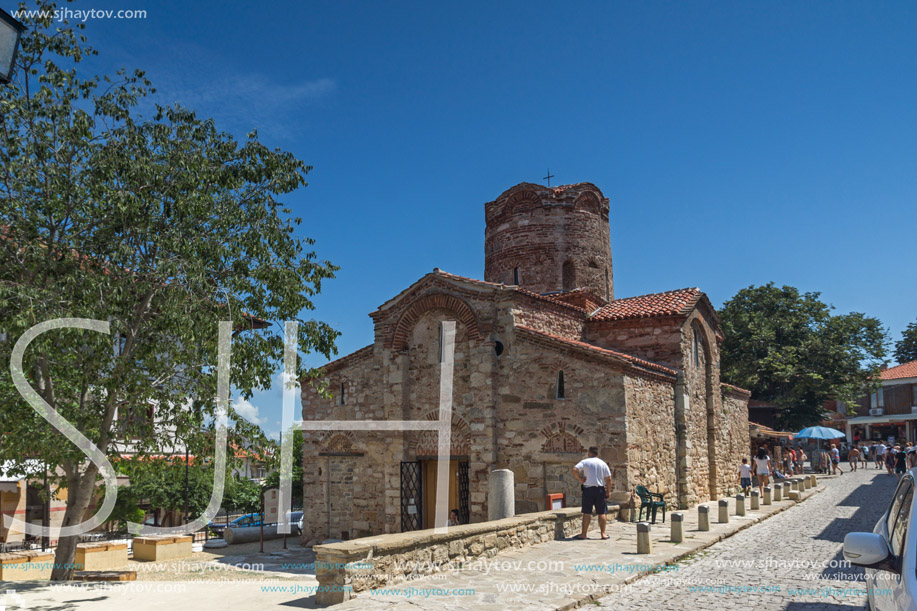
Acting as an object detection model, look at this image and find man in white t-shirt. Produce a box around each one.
[876,443,887,470]
[573,446,612,540]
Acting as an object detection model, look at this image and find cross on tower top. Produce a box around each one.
[543,169,555,187]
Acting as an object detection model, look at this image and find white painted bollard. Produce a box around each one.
[698,505,710,531]
[773,483,782,502]
[670,513,684,543]
[488,469,515,520]
[750,490,760,510]
[718,499,729,524]
[637,522,652,554]
[735,494,746,516]
[763,486,772,505]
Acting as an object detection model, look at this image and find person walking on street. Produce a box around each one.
[885,447,896,476]
[572,446,612,540]
[848,445,860,472]
[876,443,887,469]
[796,447,807,474]
[738,458,753,496]
[754,447,773,496]
[829,444,843,475]
[895,446,908,478]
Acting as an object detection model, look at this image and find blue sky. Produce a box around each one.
[33,0,917,437]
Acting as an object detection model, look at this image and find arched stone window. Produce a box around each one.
[562,260,575,291]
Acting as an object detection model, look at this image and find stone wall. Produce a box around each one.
[312,506,610,606]
[496,330,631,511]
[585,317,684,371]
[719,385,752,496]
[623,375,678,505]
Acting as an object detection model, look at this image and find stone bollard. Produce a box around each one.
[670,513,684,543]
[782,482,791,497]
[718,499,729,524]
[750,490,760,510]
[788,490,800,501]
[773,483,782,502]
[637,522,652,554]
[810,474,817,487]
[763,486,772,505]
[698,505,710,531]
[803,476,810,490]
[488,469,515,520]
[735,494,746,516]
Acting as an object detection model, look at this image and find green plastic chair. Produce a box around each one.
[635,485,667,523]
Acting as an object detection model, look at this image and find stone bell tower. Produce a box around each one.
[483,182,613,300]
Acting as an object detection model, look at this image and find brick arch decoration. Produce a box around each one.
[390,293,483,350]
[319,431,364,456]
[541,422,585,454]
[413,410,472,457]
[574,191,602,215]
[504,189,542,217]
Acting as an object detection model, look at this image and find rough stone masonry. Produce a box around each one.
[300,181,750,544]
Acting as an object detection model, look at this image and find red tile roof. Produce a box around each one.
[515,326,677,378]
[590,288,702,322]
[882,360,917,381]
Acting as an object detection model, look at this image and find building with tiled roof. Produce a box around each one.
[833,360,917,445]
[300,181,750,543]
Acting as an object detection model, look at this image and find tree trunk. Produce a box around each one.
[50,469,98,581]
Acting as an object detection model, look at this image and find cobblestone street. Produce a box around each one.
[598,468,898,610]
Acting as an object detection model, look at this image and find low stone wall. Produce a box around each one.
[133,535,193,562]
[75,542,128,571]
[313,506,618,606]
[0,550,56,580]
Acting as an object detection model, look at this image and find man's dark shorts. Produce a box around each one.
[581,486,607,515]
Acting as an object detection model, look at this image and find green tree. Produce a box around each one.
[223,477,262,514]
[719,283,887,430]
[0,2,337,579]
[894,321,917,364]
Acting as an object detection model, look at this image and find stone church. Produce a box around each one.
[300,181,750,544]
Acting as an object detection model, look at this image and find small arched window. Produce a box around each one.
[513,267,520,285]
[562,261,575,291]
[556,371,565,399]
[340,382,346,405]
[693,329,702,368]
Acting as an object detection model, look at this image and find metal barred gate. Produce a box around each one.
[458,461,470,525]
[400,461,423,532]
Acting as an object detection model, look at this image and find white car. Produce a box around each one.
[843,469,917,610]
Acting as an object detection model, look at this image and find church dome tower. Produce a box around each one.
[484,182,613,300]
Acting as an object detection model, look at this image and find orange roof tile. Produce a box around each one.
[590,288,702,322]
[882,360,917,381]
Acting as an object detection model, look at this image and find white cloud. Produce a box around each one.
[232,397,267,426]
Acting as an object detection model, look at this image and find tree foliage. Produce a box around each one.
[719,283,887,430]
[0,1,337,579]
[894,321,917,365]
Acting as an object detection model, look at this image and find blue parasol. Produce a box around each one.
[795,426,846,440]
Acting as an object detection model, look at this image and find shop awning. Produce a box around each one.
[846,413,917,425]
[750,424,794,439]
